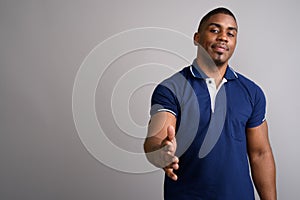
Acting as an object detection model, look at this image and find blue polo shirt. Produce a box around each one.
[150,59,266,200]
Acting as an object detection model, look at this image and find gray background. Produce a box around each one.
[1,0,299,199]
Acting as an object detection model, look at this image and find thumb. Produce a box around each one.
[167,125,175,141]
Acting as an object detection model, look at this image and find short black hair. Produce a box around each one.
[197,7,237,32]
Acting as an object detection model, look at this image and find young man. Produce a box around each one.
[144,7,276,200]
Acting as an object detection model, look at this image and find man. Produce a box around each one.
[144,7,276,200]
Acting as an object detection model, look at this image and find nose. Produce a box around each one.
[217,31,228,42]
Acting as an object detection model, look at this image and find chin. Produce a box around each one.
[213,59,226,67]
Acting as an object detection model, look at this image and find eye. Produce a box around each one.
[227,32,235,37]
[210,29,219,34]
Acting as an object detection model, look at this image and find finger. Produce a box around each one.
[165,161,179,170]
[161,152,175,165]
[164,168,178,181]
[167,125,175,141]
[163,143,175,152]
[161,151,179,164]
[157,149,171,167]
[164,160,179,172]
[172,156,179,164]
[161,157,179,169]
[171,163,179,170]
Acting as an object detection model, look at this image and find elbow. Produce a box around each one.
[249,148,275,165]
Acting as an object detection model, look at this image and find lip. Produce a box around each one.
[212,44,229,53]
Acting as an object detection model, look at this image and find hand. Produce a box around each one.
[161,126,179,181]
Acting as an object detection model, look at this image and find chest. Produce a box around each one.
[188,80,253,126]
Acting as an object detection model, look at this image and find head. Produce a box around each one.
[194,7,238,67]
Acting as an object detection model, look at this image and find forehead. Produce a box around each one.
[204,13,237,30]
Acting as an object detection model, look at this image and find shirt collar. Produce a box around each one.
[190,59,238,80]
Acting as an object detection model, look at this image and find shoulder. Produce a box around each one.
[155,66,192,92]
[234,71,266,103]
[150,66,191,117]
[161,66,191,83]
[235,71,264,92]
[151,65,194,105]
[236,72,258,87]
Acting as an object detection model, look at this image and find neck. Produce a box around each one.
[196,57,227,87]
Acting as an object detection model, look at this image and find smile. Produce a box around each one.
[212,44,229,53]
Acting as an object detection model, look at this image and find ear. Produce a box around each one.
[193,32,200,46]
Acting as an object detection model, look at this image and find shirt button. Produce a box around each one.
[208,80,212,84]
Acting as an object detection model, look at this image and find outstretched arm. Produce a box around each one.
[144,112,179,181]
[247,120,277,200]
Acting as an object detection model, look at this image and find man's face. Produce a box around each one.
[194,13,238,67]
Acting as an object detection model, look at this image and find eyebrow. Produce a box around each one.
[208,22,238,32]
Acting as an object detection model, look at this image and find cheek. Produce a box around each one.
[230,39,237,47]
[199,35,213,46]
[200,39,212,49]
[229,41,236,52]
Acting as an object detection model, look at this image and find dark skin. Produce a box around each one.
[144,13,276,199]
[144,112,178,180]
[194,13,238,86]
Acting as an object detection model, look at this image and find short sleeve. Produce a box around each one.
[246,85,266,128]
[150,84,179,117]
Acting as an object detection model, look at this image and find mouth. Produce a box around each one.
[212,43,229,53]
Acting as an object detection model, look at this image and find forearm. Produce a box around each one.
[144,136,162,153]
[250,150,276,200]
[144,136,163,167]
[144,112,177,167]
